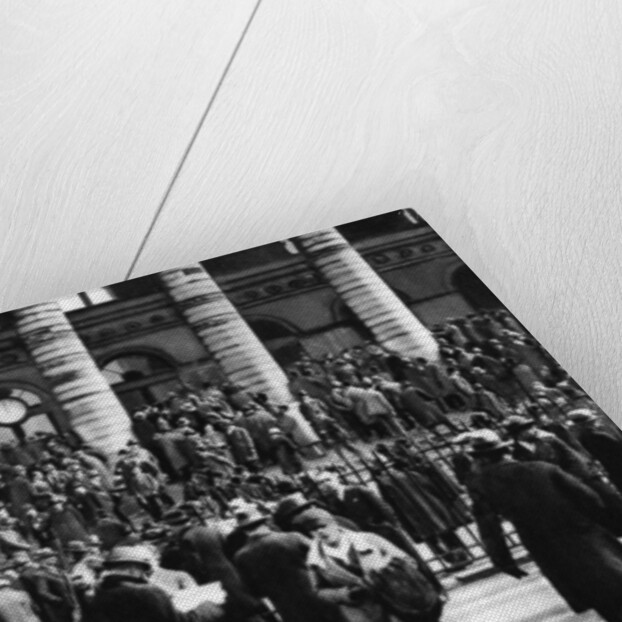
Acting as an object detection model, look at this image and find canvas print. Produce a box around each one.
[0,209,619,622]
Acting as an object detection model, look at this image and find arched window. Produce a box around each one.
[101,352,179,411]
[0,387,57,444]
[247,318,304,367]
[102,353,175,385]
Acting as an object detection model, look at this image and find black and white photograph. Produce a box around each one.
[0,210,619,622]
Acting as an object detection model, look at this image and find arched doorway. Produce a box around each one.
[101,352,180,411]
[0,386,59,445]
[451,265,503,311]
[247,318,304,367]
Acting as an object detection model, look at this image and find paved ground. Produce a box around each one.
[443,564,602,622]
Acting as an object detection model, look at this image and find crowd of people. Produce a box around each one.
[1,309,621,622]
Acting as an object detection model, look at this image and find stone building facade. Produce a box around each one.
[0,211,502,454]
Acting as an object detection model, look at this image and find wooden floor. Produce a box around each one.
[2,1,622,423]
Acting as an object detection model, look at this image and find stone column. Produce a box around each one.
[297,228,439,361]
[160,265,293,403]
[14,302,133,457]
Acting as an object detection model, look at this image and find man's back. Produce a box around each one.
[476,460,604,533]
[180,524,261,618]
[89,576,186,622]
[234,531,339,622]
[234,531,309,588]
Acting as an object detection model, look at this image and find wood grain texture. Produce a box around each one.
[0,0,257,310]
[130,0,622,423]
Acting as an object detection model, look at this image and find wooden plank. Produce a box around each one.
[0,0,257,311]
[132,0,622,422]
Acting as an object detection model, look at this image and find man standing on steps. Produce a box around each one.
[469,430,622,622]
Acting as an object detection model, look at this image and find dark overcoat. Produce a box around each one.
[398,388,441,428]
[241,412,278,457]
[471,459,622,620]
[177,524,262,620]
[20,568,75,622]
[323,486,399,533]
[226,426,258,466]
[576,424,622,493]
[87,575,221,622]
[8,475,34,517]
[375,468,463,541]
[234,531,341,622]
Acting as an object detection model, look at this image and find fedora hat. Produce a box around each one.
[67,540,89,554]
[104,546,153,570]
[504,415,536,437]
[567,409,598,423]
[234,506,268,531]
[290,507,336,534]
[452,431,477,446]
[33,548,57,562]
[273,494,314,529]
[162,508,192,527]
[142,526,171,542]
[469,430,512,456]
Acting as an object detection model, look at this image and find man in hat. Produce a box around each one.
[0,515,31,558]
[233,507,341,622]
[274,494,359,538]
[19,549,76,622]
[132,544,197,598]
[505,415,595,480]
[67,540,102,602]
[268,427,303,476]
[273,493,315,532]
[0,573,40,622]
[568,409,622,494]
[89,546,223,622]
[345,378,404,438]
[160,507,263,622]
[237,405,278,464]
[314,473,401,539]
[224,423,259,471]
[469,429,622,621]
[6,466,34,520]
[273,405,323,458]
[399,381,457,434]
